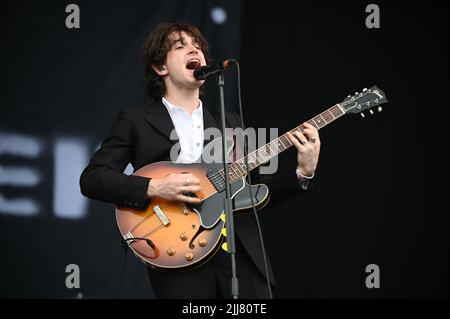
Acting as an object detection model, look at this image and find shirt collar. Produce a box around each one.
[162,97,203,116]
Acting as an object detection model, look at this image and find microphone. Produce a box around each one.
[194,59,236,80]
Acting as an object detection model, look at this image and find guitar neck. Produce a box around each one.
[225,104,346,181]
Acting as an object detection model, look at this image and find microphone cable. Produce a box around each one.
[233,61,273,299]
[106,237,154,298]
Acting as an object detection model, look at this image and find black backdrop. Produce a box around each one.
[0,1,448,299]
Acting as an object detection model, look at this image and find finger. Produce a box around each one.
[177,194,201,204]
[181,173,200,185]
[186,174,200,185]
[287,132,301,148]
[303,122,317,130]
[302,128,317,138]
[302,128,320,144]
[287,132,306,152]
[185,185,202,193]
[293,130,308,145]
[177,174,197,186]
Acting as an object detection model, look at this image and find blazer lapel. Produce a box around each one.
[143,100,178,143]
[143,99,221,148]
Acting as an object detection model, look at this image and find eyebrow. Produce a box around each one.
[171,36,199,48]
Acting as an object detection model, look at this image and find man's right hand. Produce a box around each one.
[147,173,202,204]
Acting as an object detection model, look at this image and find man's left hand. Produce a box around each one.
[287,122,321,177]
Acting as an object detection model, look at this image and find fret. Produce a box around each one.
[234,162,244,176]
[275,138,285,151]
[241,161,250,173]
[267,142,276,157]
[330,105,343,118]
[262,144,270,163]
[309,119,319,129]
[251,152,260,166]
[328,109,336,119]
[280,135,292,147]
[249,158,258,170]
[227,167,235,181]
[240,161,248,174]
[290,127,300,135]
[247,153,255,165]
[230,168,237,180]
[259,147,269,163]
[279,136,287,148]
[321,110,334,123]
[313,115,326,128]
[265,144,271,156]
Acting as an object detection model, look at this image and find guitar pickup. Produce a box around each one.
[153,205,170,226]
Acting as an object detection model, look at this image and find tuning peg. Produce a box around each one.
[361,113,365,118]
[369,110,374,115]
[378,106,383,112]
[355,92,359,95]
[347,95,351,98]
[363,88,368,92]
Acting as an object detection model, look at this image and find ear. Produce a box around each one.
[152,64,168,76]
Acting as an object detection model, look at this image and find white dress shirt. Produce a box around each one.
[162,97,204,164]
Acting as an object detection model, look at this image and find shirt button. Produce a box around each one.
[197,125,201,129]
[196,142,200,146]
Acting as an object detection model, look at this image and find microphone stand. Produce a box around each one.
[217,70,239,299]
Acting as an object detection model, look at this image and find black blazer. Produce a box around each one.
[80,99,312,285]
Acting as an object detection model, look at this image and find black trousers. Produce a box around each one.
[147,237,273,298]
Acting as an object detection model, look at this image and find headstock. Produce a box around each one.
[340,86,388,118]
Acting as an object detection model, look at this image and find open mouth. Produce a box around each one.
[186,58,201,70]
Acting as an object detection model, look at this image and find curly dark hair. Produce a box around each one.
[140,22,210,101]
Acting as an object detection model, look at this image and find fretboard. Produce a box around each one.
[220,104,345,182]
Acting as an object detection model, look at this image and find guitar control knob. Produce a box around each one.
[185,252,194,261]
[378,106,383,112]
[167,247,176,256]
[198,238,207,247]
[180,232,188,241]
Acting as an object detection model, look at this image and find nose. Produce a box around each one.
[188,44,199,55]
